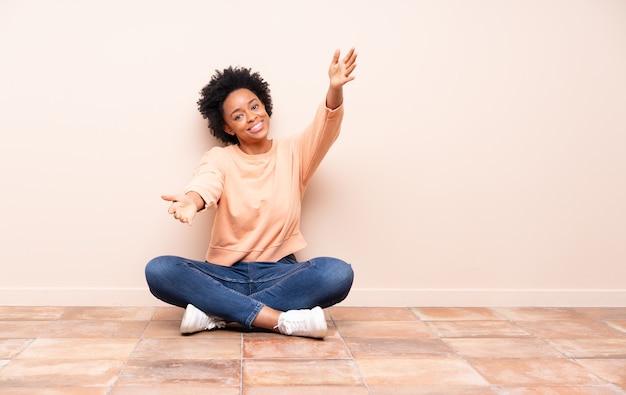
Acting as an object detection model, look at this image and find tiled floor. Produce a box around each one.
[1,306,625,394]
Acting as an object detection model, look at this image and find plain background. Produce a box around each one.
[1,0,625,306]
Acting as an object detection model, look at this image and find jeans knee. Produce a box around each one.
[313,257,354,307]
[339,261,354,291]
[315,257,354,290]
[144,256,173,287]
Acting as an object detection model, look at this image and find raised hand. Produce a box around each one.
[328,47,358,89]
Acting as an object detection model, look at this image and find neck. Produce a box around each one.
[238,139,272,155]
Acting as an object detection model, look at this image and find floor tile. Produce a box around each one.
[139,319,183,338]
[0,306,68,321]
[0,388,108,395]
[344,337,455,359]
[244,386,370,395]
[412,307,502,321]
[605,320,626,333]
[2,305,624,393]
[243,336,350,359]
[445,338,565,359]
[575,359,626,387]
[368,386,497,394]
[356,357,488,386]
[546,338,626,358]
[42,320,147,338]
[0,359,124,387]
[243,359,363,386]
[151,306,184,321]
[426,320,530,338]
[469,358,605,386]
[576,308,626,320]
[62,306,156,321]
[130,337,240,360]
[335,320,435,338]
[329,306,418,321]
[0,339,32,359]
[15,338,137,360]
[110,387,240,395]
[115,359,240,387]
[0,321,53,338]
[493,307,590,321]
[515,319,626,338]
[495,385,626,394]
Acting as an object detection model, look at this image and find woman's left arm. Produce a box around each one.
[326,48,358,110]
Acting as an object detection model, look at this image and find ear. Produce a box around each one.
[224,126,235,136]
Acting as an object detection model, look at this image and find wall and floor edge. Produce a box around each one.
[1,287,624,307]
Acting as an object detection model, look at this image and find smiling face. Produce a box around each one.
[222,88,271,154]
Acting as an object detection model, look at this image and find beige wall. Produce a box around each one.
[1,0,625,306]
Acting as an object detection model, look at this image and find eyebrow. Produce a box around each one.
[229,98,258,118]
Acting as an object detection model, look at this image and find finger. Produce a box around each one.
[180,216,193,226]
[330,49,340,66]
[349,52,358,67]
[342,47,356,64]
[161,194,178,202]
[345,62,357,76]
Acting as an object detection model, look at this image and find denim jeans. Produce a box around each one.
[145,254,354,328]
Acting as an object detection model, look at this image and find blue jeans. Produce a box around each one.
[145,254,354,328]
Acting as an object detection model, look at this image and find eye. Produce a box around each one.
[234,114,243,121]
[252,103,259,111]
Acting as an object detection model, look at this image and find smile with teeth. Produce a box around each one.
[248,121,264,133]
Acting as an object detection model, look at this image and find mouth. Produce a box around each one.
[248,121,264,134]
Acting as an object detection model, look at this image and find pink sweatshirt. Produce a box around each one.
[185,102,344,266]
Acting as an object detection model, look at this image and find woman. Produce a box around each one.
[145,48,357,339]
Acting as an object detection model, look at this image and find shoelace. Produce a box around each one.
[277,315,308,335]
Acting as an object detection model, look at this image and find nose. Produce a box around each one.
[245,110,257,123]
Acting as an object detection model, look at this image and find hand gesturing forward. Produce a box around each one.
[161,194,198,226]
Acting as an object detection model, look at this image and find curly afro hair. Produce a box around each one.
[197,66,273,145]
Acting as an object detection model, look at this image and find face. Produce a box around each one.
[222,88,270,148]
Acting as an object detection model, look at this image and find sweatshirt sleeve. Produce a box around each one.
[184,147,226,210]
[294,102,344,187]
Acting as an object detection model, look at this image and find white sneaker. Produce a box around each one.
[276,306,328,338]
[180,304,226,335]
